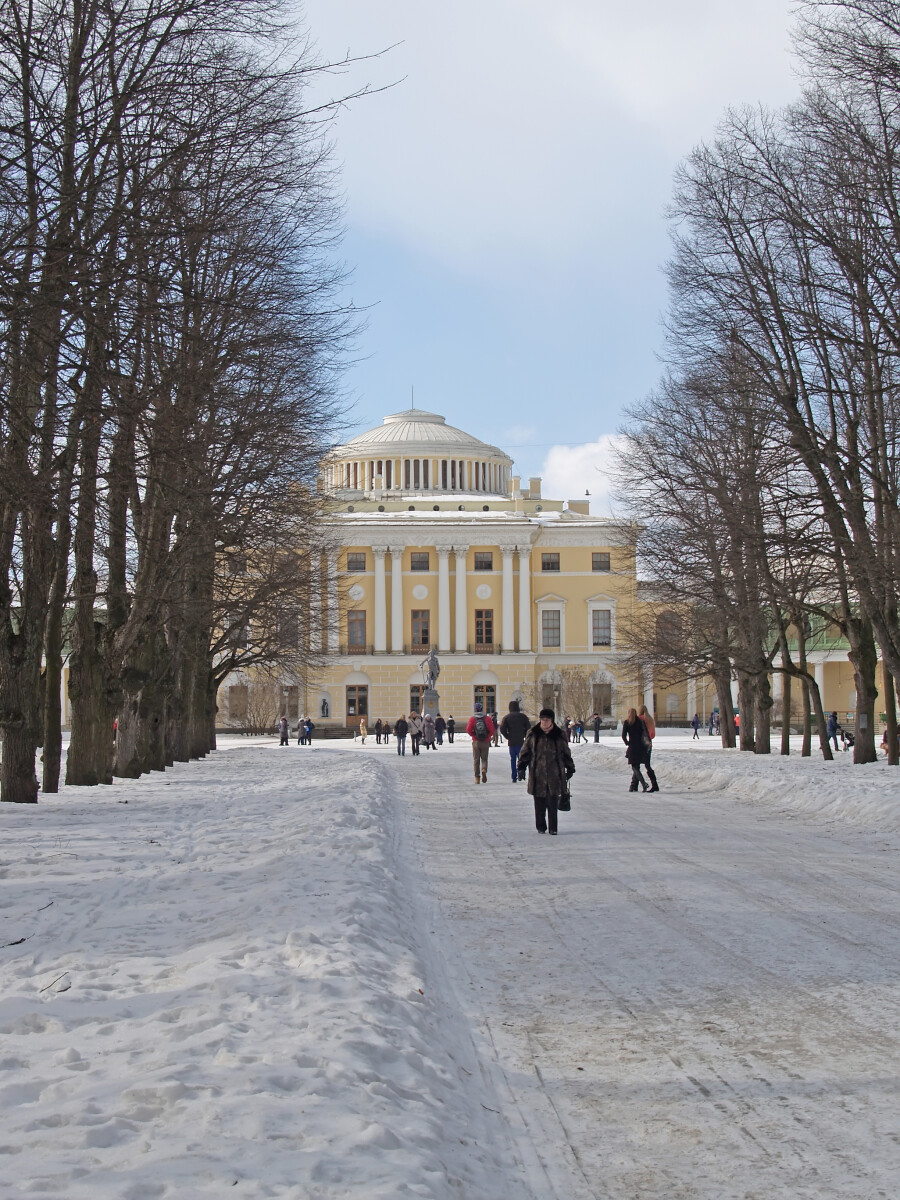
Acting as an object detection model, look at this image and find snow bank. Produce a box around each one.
[581,735,900,832]
[0,742,515,1199]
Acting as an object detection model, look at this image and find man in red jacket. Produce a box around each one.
[466,702,495,784]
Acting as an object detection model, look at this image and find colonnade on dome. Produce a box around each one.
[323,454,510,497]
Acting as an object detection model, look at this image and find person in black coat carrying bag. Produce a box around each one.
[517,708,575,835]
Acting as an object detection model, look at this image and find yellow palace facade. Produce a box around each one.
[220,408,706,730]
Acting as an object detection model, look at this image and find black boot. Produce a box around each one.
[647,767,659,793]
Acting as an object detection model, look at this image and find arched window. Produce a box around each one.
[656,610,683,653]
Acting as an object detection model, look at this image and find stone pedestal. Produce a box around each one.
[422,688,440,721]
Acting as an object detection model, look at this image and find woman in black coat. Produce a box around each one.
[621,708,650,792]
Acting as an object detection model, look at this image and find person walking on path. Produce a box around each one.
[466,702,495,784]
[592,712,601,742]
[422,714,437,749]
[491,710,501,746]
[296,717,306,746]
[408,711,423,755]
[358,718,367,744]
[827,711,840,752]
[622,708,651,792]
[447,716,455,744]
[638,704,659,792]
[278,716,290,746]
[374,718,382,744]
[499,699,531,783]
[304,717,315,745]
[382,720,391,745]
[435,714,446,745]
[517,708,575,835]
[691,712,700,740]
[394,715,409,756]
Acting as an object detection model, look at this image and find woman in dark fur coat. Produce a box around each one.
[517,708,575,835]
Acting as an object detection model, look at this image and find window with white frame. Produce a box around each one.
[542,610,561,648]
[592,609,611,646]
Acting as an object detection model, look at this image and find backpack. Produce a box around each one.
[474,715,488,740]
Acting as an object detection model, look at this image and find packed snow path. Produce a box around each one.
[389,735,900,1199]
[3,734,900,1198]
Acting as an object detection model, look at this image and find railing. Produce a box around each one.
[469,642,497,654]
[339,643,374,655]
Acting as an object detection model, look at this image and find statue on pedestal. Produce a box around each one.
[420,647,440,691]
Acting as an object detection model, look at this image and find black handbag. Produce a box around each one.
[558,786,571,812]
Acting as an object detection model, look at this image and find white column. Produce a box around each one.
[687,677,697,720]
[309,554,322,652]
[454,549,467,652]
[391,547,403,652]
[373,547,387,653]
[772,665,783,702]
[437,548,451,651]
[517,546,531,652]
[814,660,825,696]
[501,548,515,652]
[643,667,654,712]
[326,552,339,652]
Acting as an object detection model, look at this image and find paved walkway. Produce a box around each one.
[382,735,900,1199]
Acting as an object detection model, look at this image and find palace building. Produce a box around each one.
[219,408,711,730]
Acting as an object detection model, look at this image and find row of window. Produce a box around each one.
[345,607,612,649]
[348,684,499,718]
[345,551,613,573]
[266,682,614,722]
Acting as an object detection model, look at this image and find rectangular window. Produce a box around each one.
[277,609,299,648]
[347,610,366,647]
[475,609,493,645]
[541,552,560,572]
[411,609,430,648]
[347,552,366,572]
[592,552,611,572]
[542,610,561,647]
[592,683,612,717]
[474,685,496,713]
[410,685,424,713]
[226,553,246,575]
[474,552,493,571]
[346,685,368,718]
[410,552,430,571]
[228,684,248,720]
[224,613,249,649]
[592,609,611,646]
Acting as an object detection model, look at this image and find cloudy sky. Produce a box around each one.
[299,0,800,510]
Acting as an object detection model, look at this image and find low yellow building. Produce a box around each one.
[218,408,709,730]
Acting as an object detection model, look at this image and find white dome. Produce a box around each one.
[338,409,508,460]
[324,409,513,499]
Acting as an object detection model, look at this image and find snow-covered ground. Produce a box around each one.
[3,731,900,1198]
[586,727,900,831]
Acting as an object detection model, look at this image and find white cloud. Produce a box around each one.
[539,434,625,516]
[299,0,798,274]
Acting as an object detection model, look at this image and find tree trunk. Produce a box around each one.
[0,660,39,803]
[882,669,897,766]
[780,669,792,755]
[715,670,736,748]
[66,622,116,786]
[115,626,170,777]
[847,620,879,765]
[807,672,833,761]
[753,670,772,754]
[737,671,755,751]
[42,617,64,794]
